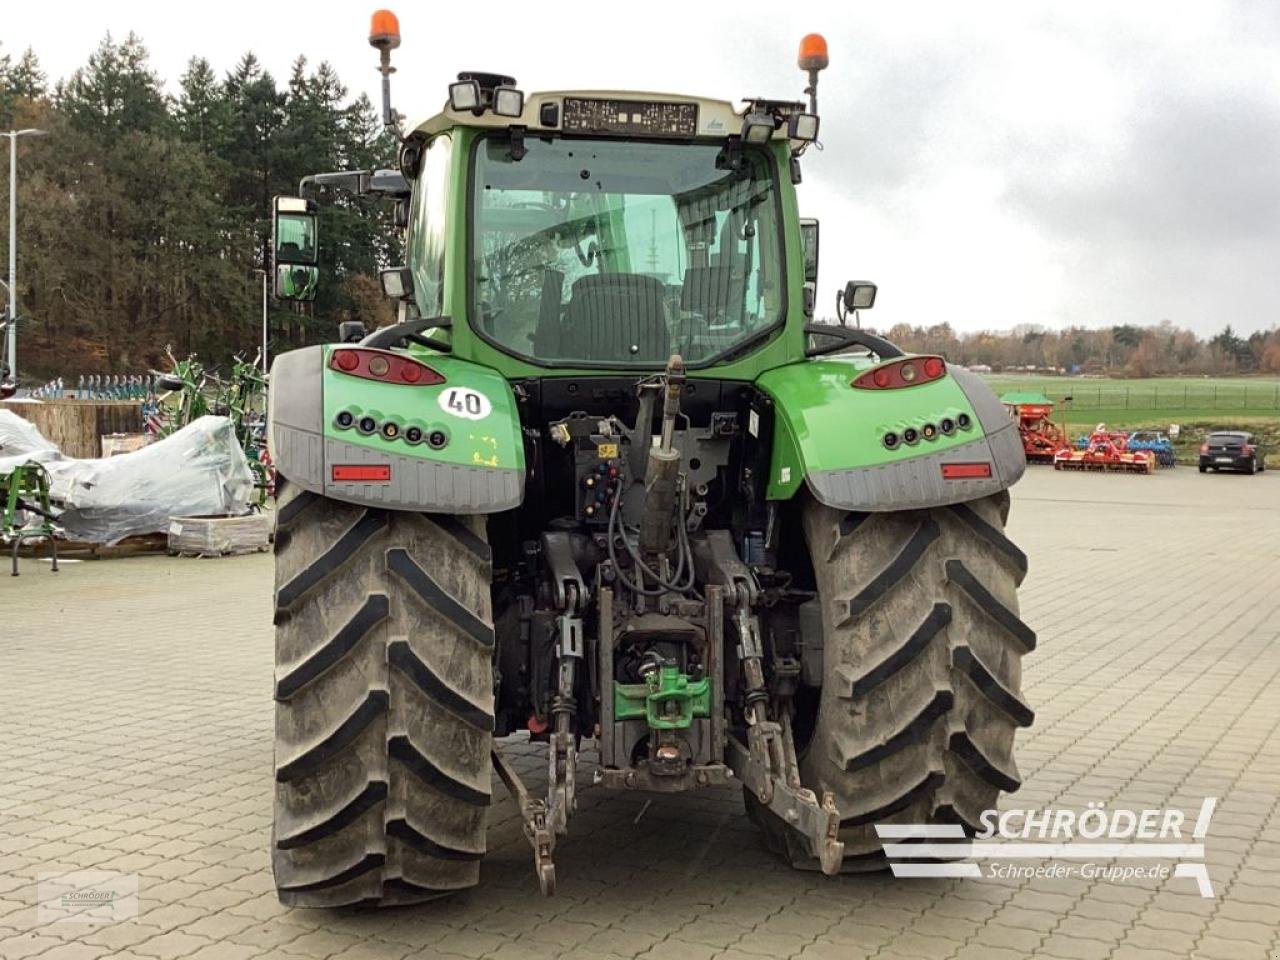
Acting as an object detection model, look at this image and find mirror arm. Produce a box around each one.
[299,169,410,199]
[803,324,904,359]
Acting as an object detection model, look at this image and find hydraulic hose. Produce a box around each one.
[607,478,696,597]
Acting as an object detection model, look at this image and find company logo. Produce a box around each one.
[876,797,1217,897]
[38,871,139,924]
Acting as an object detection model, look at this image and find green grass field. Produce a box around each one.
[982,375,1280,462]
[984,375,1280,425]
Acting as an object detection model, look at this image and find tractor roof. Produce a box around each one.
[409,91,791,142]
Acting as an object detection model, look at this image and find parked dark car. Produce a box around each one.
[1199,431,1267,474]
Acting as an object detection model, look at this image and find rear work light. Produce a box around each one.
[852,356,946,390]
[329,348,445,386]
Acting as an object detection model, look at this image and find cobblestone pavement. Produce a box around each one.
[2,467,1279,960]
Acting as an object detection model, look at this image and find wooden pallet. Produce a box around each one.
[167,513,271,558]
[16,532,170,560]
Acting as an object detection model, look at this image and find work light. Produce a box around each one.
[740,112,775,145]
[788,112,819,142]
[449,79,481,112]
[493,86,525,117]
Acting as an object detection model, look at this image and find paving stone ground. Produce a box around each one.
[2,467,1279,960]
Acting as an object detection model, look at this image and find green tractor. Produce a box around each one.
[266,13,1033,906]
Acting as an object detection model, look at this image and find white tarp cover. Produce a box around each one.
[0,407,63,472]
[2,412,254,545]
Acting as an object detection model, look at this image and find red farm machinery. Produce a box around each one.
[1053,425,1156,474]
[1002,392,1070,464]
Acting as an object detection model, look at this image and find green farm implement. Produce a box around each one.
[264,13,1034,905]
[1,462,59,576]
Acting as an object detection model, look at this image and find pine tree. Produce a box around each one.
[59,33,169,141]
[176,57,229,150]
[10,48,47,98]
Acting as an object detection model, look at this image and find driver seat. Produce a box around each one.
[562,274,670,362]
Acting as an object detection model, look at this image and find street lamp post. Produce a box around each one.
[5,128,49,383]
[253,269,269,375]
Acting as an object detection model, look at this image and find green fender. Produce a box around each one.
[756,357,1025,511]
[268,345,525,512]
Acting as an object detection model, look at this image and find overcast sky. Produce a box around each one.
[7,0,1279,336]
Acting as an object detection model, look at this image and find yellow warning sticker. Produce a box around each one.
[597,442,619,459]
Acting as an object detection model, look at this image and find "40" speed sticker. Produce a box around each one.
[438,387,492,421]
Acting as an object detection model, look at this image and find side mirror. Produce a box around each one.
[841,281,877,312]
[276,264,319,302]
[273,197,318,265]
[380,267,415,300]
[800,218,819,284]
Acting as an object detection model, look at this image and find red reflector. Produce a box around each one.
[941,462,992,480]
[332,464,391,482]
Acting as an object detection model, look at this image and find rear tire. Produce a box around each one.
[271,480,495,906]
[753,493,1034,871]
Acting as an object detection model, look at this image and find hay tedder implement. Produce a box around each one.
[1055,425,1155,474]
[1002,392,1070,464]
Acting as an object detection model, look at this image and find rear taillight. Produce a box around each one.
[1199,444,1209,454]
[1242,444,1254,456]
[852,356,947,390]
[329,348,445,386]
